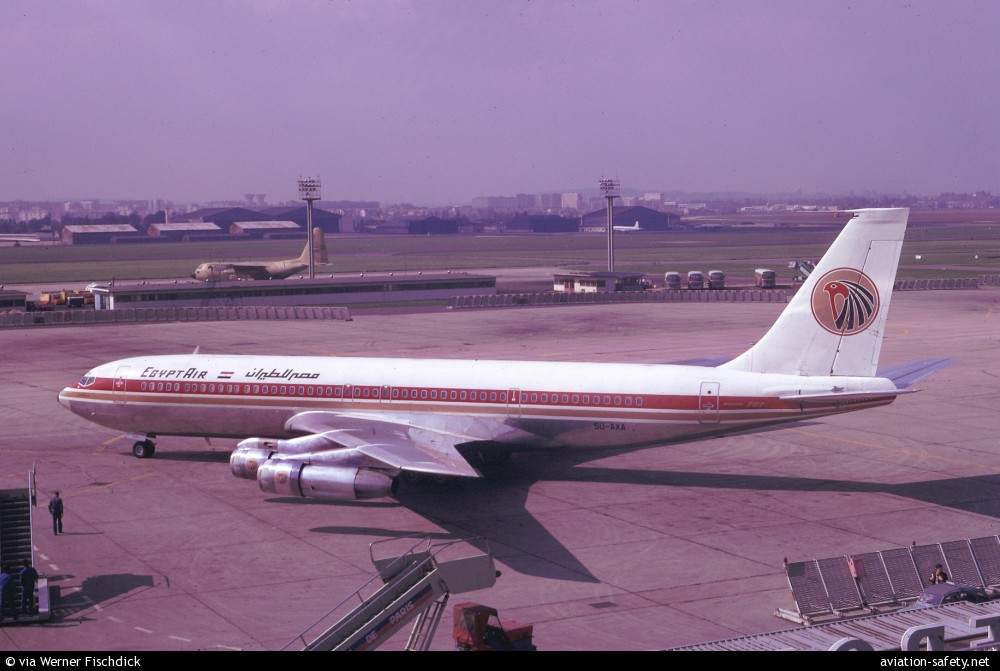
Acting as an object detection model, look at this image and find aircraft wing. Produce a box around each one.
[285,410,484,478]
[227,264,272,280]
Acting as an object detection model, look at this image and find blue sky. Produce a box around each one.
[2,0,998,204]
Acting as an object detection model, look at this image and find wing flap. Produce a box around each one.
[285,410,482,478]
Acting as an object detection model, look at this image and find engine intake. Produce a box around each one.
[257,462,397,501]
[230,445,276,480]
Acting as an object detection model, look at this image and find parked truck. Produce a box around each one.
[687,271,705,290]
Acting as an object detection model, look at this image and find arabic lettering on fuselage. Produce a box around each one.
[245,368,321,381]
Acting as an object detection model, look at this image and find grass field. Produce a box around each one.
[1,214,998,285]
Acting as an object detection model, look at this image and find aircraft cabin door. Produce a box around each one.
[379,385,392,404]
[698,381,720,424]
[507,388,521,418]
[113,366,130,404]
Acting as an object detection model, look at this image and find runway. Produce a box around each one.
[1,288,998,651]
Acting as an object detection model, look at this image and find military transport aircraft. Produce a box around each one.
[59,208,950,503]
[191,226,328,281]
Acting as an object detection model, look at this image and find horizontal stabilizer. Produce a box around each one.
[876,357,957,389]
[779,389,917,405]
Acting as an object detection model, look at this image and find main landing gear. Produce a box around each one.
[132,439,156,458]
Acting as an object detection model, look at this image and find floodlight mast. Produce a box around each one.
[298,178,322,279]
[599,177,620,272]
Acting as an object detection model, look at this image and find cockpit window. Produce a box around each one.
[78,375,97,387]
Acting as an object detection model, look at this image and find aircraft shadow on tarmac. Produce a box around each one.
[391,450,1000,584]
[123,449,232,464]
[52,573,155,620]
[145,436,1000,586]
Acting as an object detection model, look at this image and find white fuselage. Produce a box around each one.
[58,353,899,451]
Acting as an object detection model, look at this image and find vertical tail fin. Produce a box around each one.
[313,226,329,265]
[720,208,908,377]
[298,227,329,265]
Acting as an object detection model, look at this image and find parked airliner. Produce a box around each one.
[612,222,642,232]
[59,208,946,503]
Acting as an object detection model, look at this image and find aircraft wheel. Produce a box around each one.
[132,440,155,458]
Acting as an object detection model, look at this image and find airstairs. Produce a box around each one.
[788,260,817,282]
[285,537,499,651]
[0,469,50,623]
[778,535,1000,625]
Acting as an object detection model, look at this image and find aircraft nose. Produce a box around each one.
[57,388,73,410]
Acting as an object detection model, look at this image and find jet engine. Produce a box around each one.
[257,461,397,501]
[230,445,275,480]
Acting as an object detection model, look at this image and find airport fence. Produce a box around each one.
[450,289,789,309]
[0,305,352,329]
[892,278,983,291]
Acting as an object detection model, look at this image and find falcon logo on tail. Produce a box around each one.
[811,268,880,335]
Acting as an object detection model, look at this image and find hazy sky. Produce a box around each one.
[3,1,998,205]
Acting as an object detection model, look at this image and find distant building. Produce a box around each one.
[506,213,579,233]
[148,222,222,240]
[260,206,342,234]
[580,206,677,232]
[561,193,580,210]
[515,193,538,209]
[229,220,302,239]
[553,271,650,293]
[179,207,264,226]
[61,224,141,245]
[406,216,460,235]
